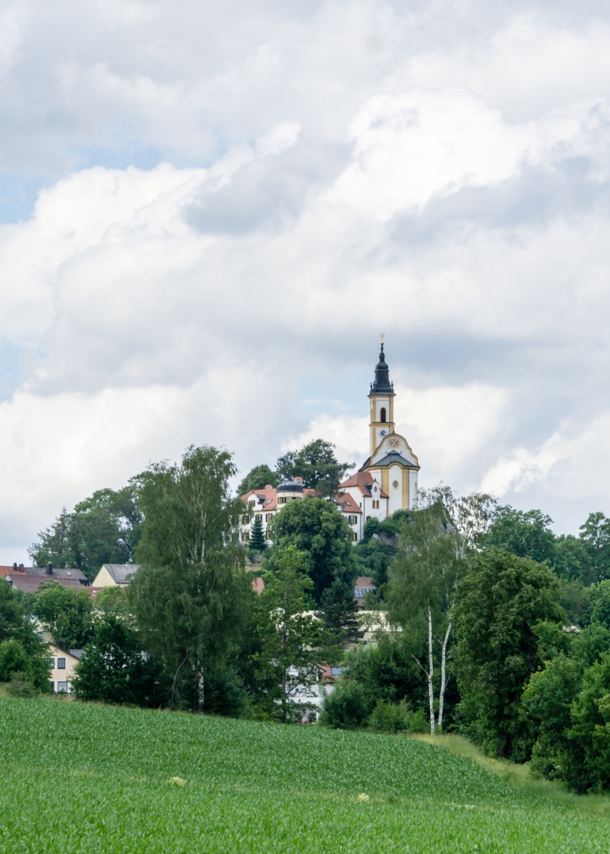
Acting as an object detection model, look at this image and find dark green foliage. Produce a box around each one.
[589,579,610,630]
[368,699,412,733]
[237,465,278,497]
[453,548,565,759]
[32,582,95,649]
[268,496,355,604]
[0,640,50,691]
[72,616,167,707]
[320,577,359,639]
[130,445,252,712]
[202,667,247,718]
[483,506,556,565]
[521,653,584,780]
[578,512,610,583]
[29,486,142,581]
[249,514,267,552]
[275,439,354,498]
[0,579,51,690]
[553,535,594,584]
[354,516,401,590]
[567,653,610,792]
[319,680,372,728]
[253,545,330,721]
[558,578,591,626]
[0,579,26,645]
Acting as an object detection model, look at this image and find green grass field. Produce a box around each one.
[1,698,609,853]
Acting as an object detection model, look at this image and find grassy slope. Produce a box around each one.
[1,699,609,853]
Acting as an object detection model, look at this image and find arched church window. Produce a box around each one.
[380,407,387,423]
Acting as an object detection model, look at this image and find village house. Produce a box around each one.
[91,564,141,588]
[0,563,89,593]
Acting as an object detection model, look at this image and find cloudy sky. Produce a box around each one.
[1,0,610,560]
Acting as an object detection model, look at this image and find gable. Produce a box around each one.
[369,433,419,467]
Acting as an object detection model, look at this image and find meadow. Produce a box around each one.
[0,697,609,853]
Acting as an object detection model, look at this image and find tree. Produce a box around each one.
[0,579,51,689]
[276,439,354,498]
[579,512,610,583]
[253,545,329,721]
[453,548,565,758]
[32,582,95,650]
[29,486,142,581]
[249,514,267,553]
[268,496,355,604]
[129,445,252,712]
[72,616,167,707]
[483,506,556,565]
[387,500,466,733]
[567,653,610,793]
[320,577,359,640]
[237,465,278,497]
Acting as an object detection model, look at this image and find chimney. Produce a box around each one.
[47,563,53,575]
[12,562,17,570]
[18,563,24,569]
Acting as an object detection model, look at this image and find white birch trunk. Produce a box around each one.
[437,621,451,732]
[427,604,435,734]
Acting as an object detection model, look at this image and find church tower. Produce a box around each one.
[362,343,420,513]
[369,343,395,455]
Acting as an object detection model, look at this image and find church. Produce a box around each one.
[240,344,419,543]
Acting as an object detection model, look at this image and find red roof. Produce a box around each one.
[335,493,362,514]
[338,471,389,499]
[240,485,316,512]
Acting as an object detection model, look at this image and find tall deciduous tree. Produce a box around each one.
[237,464,279,497]
[276,439,354,498]
[129,445,252,712]
[453,548,565,758]
[387,500,466,733]
[254,545,329,721]
[32,582,95,650]
[269,496,355,604]
[29,486,142,580]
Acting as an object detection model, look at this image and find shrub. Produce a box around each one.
[7,673,37,698]
[320,681,372,729]
[368,699,411,733]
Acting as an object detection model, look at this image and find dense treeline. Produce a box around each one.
[5,443,610,793]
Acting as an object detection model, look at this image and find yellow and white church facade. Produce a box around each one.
[240,345,419,544]
[335,343,419,541]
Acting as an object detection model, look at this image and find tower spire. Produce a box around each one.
[370,342,394,394]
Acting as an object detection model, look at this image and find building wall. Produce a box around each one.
[49,646,79,693]
[91,566,117,587]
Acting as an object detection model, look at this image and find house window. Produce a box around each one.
[348,515,358,525]
[380,407,386,423]
[57,658,66,670]
[352,532,358,542]
[242,532,249,543]
[242,514,250,524]
[57,681,68,693]
[278,497,287,505]
[265,513,273,522]
[372,500,380,510]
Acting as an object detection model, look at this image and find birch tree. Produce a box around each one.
[129,445,251,712]
[386,500,466,733]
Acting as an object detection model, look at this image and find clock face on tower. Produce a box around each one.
[379,429,387,437]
